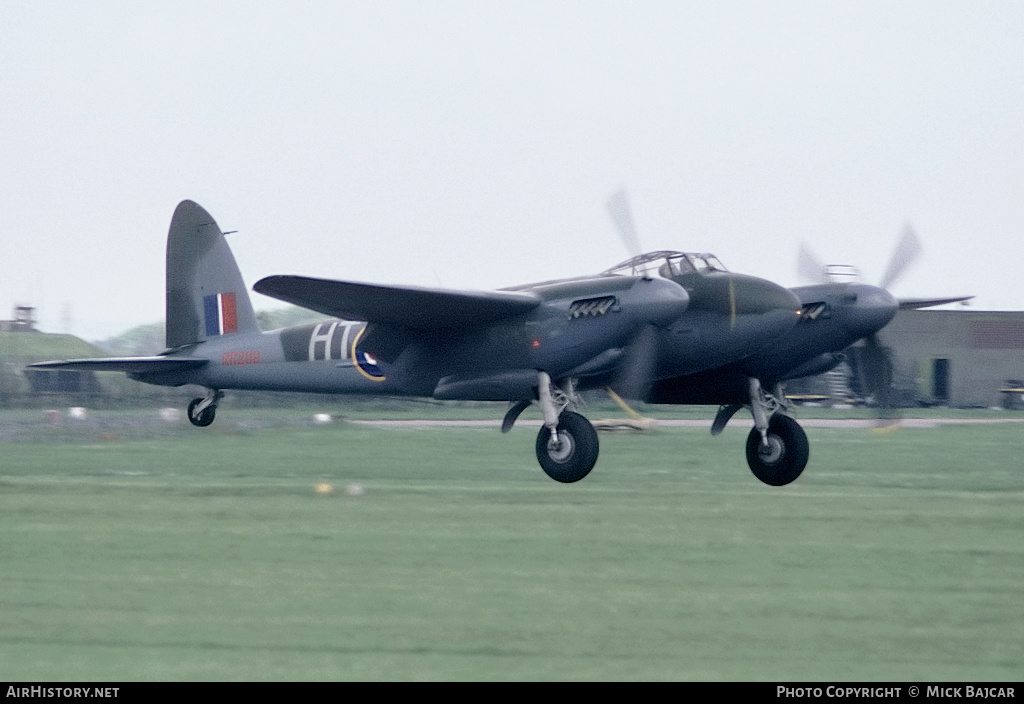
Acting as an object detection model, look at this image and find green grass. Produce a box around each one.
[1,414,1022,681]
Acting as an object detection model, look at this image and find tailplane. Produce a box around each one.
[165,200,259,348]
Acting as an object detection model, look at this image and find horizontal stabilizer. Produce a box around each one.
[898,295,974,310]
[254,275,542,329]
[28,356,208,374]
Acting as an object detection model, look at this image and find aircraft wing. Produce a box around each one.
[27,356,208,373]
[254,275,542,329]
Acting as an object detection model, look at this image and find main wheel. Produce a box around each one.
[535,410,600,483]
[187,397,216,427]
[745,414,809,486]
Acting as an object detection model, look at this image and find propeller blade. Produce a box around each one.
[856,333,896,414]
[797,242,827,284]
[606,188,644,258]
[605,387,647,420]
[879,223,923,290]
[609,324,659,402]
[597,388,657,431]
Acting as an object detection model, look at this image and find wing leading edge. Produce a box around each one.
[254,275,542,329]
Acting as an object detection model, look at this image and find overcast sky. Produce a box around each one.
[3,1,1023,340]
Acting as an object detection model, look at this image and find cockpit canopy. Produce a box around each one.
[603,250,728,279]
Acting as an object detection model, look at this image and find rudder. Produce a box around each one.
[165,200,259,348]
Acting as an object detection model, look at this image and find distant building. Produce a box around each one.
[880,309,1024,408]
[0,307,104,401]
[0,305,37,332]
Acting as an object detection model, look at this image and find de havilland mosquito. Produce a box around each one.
[31,198,968,485]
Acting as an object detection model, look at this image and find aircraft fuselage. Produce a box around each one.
[134,267,803,404]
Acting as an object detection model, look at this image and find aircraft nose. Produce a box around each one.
[659,273,801,375]
[722,274,803,346]
[838,284,899,338]
[629,276,690,325]
[732,275,803,319]
[739,275,803,341]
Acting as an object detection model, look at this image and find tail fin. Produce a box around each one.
[165,200,260,349]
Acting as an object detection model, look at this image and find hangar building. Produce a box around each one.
[879,309,1024,409]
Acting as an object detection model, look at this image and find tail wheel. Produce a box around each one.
[187,397,216,427]
[745,414,809,486]
[535,411,599,483]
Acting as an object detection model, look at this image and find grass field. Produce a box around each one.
[1,409,1022,681]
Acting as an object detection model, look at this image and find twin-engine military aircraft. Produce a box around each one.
[32,199,965,485]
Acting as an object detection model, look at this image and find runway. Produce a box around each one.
[347,416,1024,429]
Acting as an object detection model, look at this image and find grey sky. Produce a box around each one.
[3,1,1022,340]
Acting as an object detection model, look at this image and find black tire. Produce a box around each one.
[535,410,600,483]
[187,397,216,428]
[745,414,809,486]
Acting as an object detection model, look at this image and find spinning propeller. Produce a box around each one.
[797,224,968,415]
[602,190,674,414]
[606,188,644,259]
[797,223,969,310]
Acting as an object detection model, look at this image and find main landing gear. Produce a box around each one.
[535,410,600,484]
[530,372,599,483]
[739,378,809,486]
[745,413,808,486]
[187,390,222,428]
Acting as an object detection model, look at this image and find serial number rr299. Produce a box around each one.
[222,350,261,365]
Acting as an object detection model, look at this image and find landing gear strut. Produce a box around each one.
[534,372,599,483]
[187,390,222,428]
[743,378,808,486]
